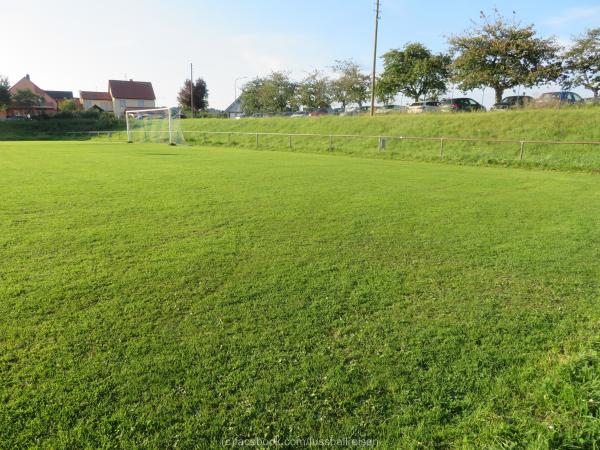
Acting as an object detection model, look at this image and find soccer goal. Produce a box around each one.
[125,107,185,145]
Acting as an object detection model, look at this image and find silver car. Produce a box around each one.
[407,101,440,114]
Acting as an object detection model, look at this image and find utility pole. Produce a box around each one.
[370,0,380,117]
[190,63,194,119]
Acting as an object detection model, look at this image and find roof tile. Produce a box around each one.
[108,80,155,100]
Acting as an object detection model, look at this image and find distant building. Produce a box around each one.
[46,90,74,104]
[79,91,114,113]
[109,80,156,118]
[79,80,157,118]
[5,74,69,117]
[225,97,242,119]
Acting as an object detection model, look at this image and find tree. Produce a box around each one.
[177,78,208,113]
[561,28,600,99]
[240,78,264,115]
[0,76,10,110]
[378,43,450,103]
[257,71,297,113]
[11,89,45,114]
[296,71,332,110]
[374,76,397,106]
[58,99,78,112]
[330,60,370,109]
[449,10,561,103]
[239,72,297,115]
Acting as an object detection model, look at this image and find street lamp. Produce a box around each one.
[234,77,248,101]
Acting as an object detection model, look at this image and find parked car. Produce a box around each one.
[440,98,486,112]
[491,95,533,110]
[407,101,440,114]
[340,106,361,116]
[290,111,308,117]
[308,109,329,117]
[376,104,408,114]
[534,91,584,107]
[6,115,28,121]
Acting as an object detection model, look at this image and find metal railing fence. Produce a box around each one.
[65,130,600,162]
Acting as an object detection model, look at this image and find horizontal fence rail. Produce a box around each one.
[66,130,600,163]
[180,130,600,146]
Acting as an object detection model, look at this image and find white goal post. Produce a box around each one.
[125,107,184,145]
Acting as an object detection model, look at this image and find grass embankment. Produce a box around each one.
[182,108,600,171]
[1,141,600,447]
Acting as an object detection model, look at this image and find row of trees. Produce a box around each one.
[382,15,598,104]
[238,12,599,114]
[240,61,370,115]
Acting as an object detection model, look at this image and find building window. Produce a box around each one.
[137,100,144,107]
[119,99,126,107]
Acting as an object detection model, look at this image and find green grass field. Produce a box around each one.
[1,141,599,448]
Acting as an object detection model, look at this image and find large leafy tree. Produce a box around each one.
[330,60,370,109]
[257,71,297,113]
[378,43,450,102]
[239,72,297,114]
[449,10,561,103]
[0,76,10,109]
[296,71,331,110]
[561,28,600,99]
[177,78,208,113]
[239,78,264,115]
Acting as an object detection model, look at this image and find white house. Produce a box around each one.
[80,91,114,112]
[108,79,156,118]
[80,79,156,117]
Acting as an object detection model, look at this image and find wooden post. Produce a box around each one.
[519,141,525,161]
[256,133,259,148]
[440,138,444,158]
[289,134,292,149]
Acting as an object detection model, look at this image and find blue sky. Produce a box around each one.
[2,0,599,108]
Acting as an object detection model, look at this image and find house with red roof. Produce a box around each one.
[5,75,75,118]
[79,91,114,113]
[109,80,156,118]
[80,79,156,118]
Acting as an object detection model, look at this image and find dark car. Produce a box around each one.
[440,98,486,112]
[535,91,584,107]
[308,108,330,117]
[491,95,533,110]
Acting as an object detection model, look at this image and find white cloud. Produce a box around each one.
[544,5,600,27]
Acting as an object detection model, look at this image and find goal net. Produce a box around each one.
[125,107,185,145]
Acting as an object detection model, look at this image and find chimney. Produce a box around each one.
[26,74,30,80]
[129,79,133,82]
